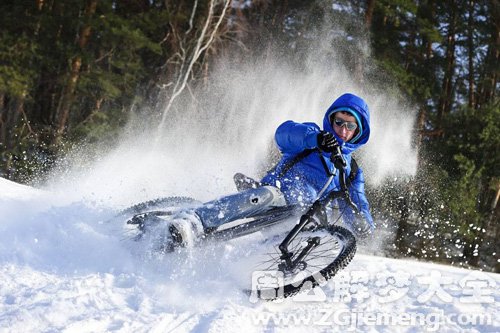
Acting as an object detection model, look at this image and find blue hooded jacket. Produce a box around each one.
[261,93,373,227]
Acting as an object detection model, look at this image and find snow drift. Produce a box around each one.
[0,178,498,332]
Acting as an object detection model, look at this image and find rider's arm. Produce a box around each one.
[275,121,320,154]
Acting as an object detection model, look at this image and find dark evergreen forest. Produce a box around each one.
[0,1,498,271]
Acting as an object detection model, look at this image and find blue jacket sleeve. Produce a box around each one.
[342,167,374,228]
[275,121,321,154]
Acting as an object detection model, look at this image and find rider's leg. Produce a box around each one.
[194,186,287,230]
[167,186,286,247]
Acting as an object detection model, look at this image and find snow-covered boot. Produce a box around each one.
[233,172,261,192]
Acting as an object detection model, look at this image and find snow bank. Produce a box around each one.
[0,178,498,332]
[0,177,45,200]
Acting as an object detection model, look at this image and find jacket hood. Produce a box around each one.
[323,93,371,154]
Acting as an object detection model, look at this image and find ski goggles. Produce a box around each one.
[332,116,358,131]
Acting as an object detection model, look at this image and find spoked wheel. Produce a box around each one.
[248,225,356,300]
[118,196,201,217]
[119,197,201,252]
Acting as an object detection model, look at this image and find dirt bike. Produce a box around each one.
[118,148,359,299]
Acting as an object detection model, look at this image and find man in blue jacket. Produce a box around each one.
[259,92,374,237]
[170,93,374,245]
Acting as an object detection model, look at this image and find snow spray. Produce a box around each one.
[44,33,417,209]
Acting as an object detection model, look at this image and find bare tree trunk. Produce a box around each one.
[415,106,426,163]
[490,181,500,224]
[54,0,97,143]
[159,0,231,127]
[365,0,376,30]
[476,0,499,107]
[486,0,499,101]
[437,1,457,129]
[424,0,436,60]
[467,0,475,108]
[55,56,82,140]
[3,95,26,150]
[0,93,5,145]
[36,0,44,10]
[35,0,45,35]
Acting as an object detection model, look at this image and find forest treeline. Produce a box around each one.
[0,0,498,271]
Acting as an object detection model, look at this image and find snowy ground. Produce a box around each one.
[0,178,498,333]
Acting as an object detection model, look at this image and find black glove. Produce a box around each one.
[317,131,339,153]
[351,218,373,240]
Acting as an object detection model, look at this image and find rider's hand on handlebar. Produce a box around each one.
[317,131,339,153]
